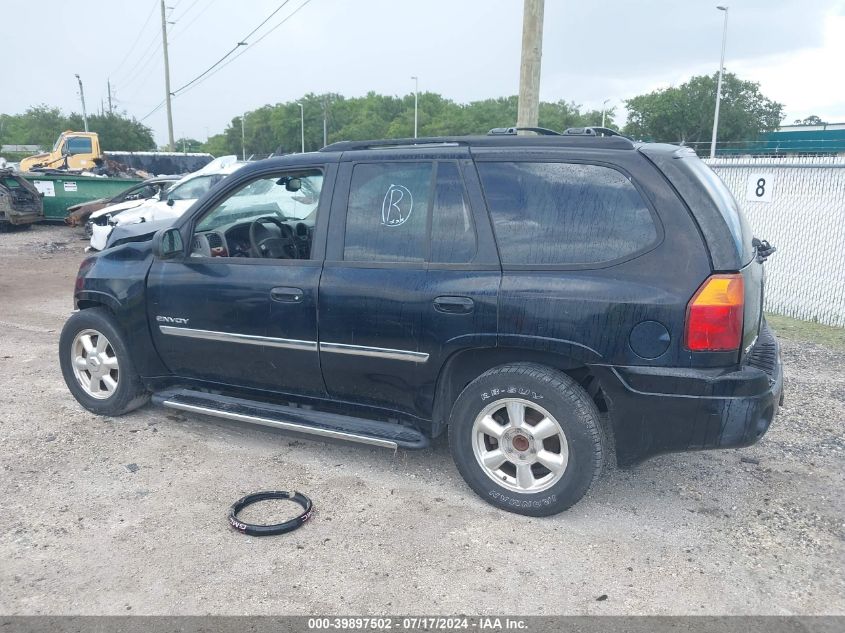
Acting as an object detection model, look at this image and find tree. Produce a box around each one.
[173,137,205,152]
[66,112,155,151]
[793,115,826,126]
[198,92,617,158]
[0,106,154,151]
[624,72,784,148]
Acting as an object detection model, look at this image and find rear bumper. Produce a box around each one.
[594,324,783,466]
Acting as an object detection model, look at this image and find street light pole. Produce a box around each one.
[322,98,328,148]
[296,102,305,153]
[411,76,418,138]
[74,74,89,132]
[601,99,609,128]
[241,113,246,161]
[710,5,729,159]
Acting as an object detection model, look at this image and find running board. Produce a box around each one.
[151,389,429,450]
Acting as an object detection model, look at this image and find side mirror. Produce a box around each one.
[166,197,175,207]
[152,227,184,260]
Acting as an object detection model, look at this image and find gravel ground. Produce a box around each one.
[0,224,843,615]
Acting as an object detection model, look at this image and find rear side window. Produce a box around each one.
[430,162,476,263]
[344,162,432,263]
[477,162,658,266]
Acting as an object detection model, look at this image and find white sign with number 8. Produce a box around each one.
[745,173,774,203]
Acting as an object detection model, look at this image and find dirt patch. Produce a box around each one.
[0,224,842,615]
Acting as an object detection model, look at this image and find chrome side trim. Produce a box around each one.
[161,400,398,450]
[158,325,427,362]
[319,342,429,363]
[159,326,317,352]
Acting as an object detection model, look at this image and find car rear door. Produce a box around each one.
[318,149,499,419]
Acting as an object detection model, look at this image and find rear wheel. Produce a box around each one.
[448,363,605,516]
[59,308,149,415]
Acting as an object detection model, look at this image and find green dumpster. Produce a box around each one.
[22,174,142,221]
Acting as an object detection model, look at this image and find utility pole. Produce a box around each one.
[74,74,89,132]
[241,114,246,161]
[710,5,729,159]
[107,79,113,115]
[601,99,609,127]
[516,0,544,130]
[411,76,419,138]
[160,0,175,151]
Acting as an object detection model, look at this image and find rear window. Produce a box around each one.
[477,161,658,266]
[683,158,754,264]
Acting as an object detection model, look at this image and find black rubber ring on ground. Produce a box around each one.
[228,490,313,536]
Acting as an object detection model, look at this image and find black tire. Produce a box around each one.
[59,307,150,416]
[448,363,606,517]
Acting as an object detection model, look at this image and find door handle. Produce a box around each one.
[271,287,304,303]
[433,296,474,314]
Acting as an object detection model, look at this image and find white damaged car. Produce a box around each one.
[87,155,243,251]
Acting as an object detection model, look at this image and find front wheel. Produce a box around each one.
[448,363,606,516]
[59,308,150,416]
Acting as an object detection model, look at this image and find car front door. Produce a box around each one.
[146,164,333,398]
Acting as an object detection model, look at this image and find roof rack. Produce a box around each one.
[320,133,636,153]
[320,137,468,152]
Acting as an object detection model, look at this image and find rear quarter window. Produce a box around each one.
[477,161,659,267]
[682,157,755,265]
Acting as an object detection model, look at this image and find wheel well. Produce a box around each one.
[76,300,113,313]
[432,348,609,434]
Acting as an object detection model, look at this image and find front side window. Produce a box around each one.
[190,170,322,260]
[477,161,658,266]
[344,162,432,263]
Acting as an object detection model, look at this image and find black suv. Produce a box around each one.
[59,132,783,516]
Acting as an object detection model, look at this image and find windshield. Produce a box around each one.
[167,174,226,201]
[196,170,323,232]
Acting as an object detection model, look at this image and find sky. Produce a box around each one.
[2,0,843,145]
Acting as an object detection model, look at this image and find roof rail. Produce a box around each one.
[563,126,631,139]
[320,137,467,152]
[488,126,562,136]
[319,133,637,153]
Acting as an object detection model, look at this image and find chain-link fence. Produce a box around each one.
[705,156,845,327]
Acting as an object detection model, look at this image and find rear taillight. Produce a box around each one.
[684,274,744,351]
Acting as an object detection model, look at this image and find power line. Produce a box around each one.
[121,55,164,102]
[114,34,162,85]
[110,0,158,79]
[139,99,166,123]
[170,0,295,96]
[137,0,313,131]
[169,0,216,42]
[173,0,201,20]
[174,0,313,98]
